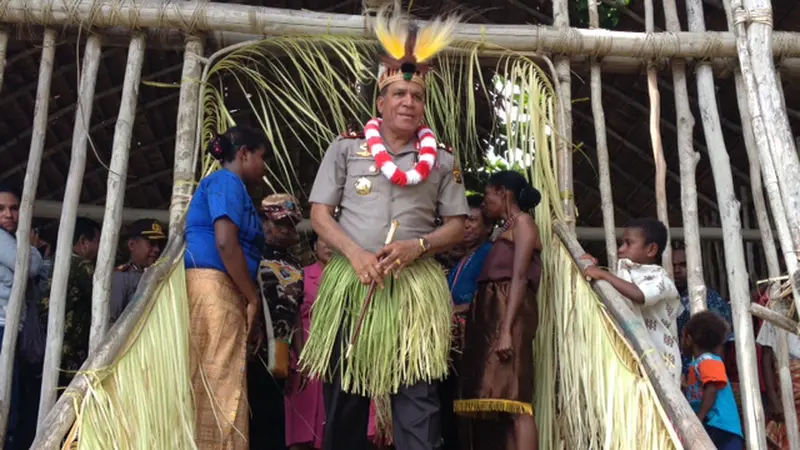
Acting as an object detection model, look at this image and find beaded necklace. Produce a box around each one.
[493,211,523,242]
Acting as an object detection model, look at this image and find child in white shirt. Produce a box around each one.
[582,218,682,385]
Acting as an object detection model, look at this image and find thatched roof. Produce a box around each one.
[1,0,799,266]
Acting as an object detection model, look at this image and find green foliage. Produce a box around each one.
[571,0,629,29]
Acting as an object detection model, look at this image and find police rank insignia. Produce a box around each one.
[453,167,463,184]
[354,177,372,195]
[355,142,371,157]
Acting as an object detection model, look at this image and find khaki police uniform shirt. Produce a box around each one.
[309,135,470,253]
[110,263,143,323]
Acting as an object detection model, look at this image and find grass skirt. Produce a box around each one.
[299,256,452,396]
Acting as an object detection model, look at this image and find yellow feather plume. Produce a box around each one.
[374,5,409,61]
[413,15,460,63]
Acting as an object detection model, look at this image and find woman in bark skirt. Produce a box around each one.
[184,127,267,449]
[455,170,543,450]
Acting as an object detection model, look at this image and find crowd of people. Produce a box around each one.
[0,7,797,450]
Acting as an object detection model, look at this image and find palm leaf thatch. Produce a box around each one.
[64,258,196,450]
[513,56,682,448]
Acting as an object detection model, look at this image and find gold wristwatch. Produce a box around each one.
[419,237,432,254]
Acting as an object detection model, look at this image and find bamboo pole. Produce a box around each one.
[763,70,800,450]
[662,0,706,313]
[587,0,615,268]
[0,27,55,443]
[643,0,671,276]
[555,220,716,449]
[687,2,766,447]
[15,24,800,78]
[736,0,800,256]
[752,304,800,335]
[37,34,103,425]
[0,28,8,91]
[1,0,800,58]
[553,0,573,230]
[727,0,800,328]
[88,33,147,356]
[31,226,187,449]
[168,36,204,233]
[740,187,757,285]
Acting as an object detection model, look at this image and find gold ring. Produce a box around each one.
[395,259,402,266]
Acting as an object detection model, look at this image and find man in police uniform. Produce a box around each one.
[109,218,166,323]
[300,8,468,450]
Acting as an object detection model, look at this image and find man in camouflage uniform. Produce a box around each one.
[250,193,304,449]
[38,217,101,388]
[109,218,166,323]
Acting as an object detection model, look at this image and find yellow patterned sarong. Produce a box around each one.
[187,269,249,450]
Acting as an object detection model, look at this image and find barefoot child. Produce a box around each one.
[684,311,744,449]
[582,218,682,384]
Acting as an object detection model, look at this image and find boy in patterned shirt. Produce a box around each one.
[582,218,682,384]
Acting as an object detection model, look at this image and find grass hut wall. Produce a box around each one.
[0,0,795,448]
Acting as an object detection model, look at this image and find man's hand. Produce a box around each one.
[377,239,423,277]
[348,248,384,287]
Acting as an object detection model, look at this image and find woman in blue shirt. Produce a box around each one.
[184,126,266,450]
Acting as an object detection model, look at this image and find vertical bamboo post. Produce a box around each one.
[737,0,800,255]
[552,0,574,231]
[686,2,766,447]
[88,33,147,356]
[0,27,54,442]
[587,0,616,270]
[37,34,103,424]
[767,70,800,450]
[0,28,8,90]
[661,0,706,313]
[643,0,671,276]
[740,186,757,285]
[726,0,800,315]
[169,36,204,234]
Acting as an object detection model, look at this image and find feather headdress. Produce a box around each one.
[373,4,460,90]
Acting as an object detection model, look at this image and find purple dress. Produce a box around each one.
[285,262,326,448]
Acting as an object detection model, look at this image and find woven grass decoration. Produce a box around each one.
[65,259,196,450]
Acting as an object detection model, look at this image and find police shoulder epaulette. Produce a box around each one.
[339,130,365,139]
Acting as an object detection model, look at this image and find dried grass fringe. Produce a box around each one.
[299,256,452,397]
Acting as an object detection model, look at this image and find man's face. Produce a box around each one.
[0,192,20,234]
[377,81,426,136]
[672,249,688,291]
[77,231,101,263]
[264,218,299,249]
[128,237,163,268]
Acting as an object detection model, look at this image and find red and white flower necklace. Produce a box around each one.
[363,118,438,187]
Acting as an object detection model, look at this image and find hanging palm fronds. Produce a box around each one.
[198,37,493,196]
[495,53,682,449]
[65,258,196,450]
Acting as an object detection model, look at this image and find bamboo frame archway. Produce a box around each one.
[0,0,794,448]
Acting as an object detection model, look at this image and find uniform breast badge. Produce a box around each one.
[355,177,372,195]
[355,142,372,157]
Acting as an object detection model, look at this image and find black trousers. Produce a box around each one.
[322,329,442,450]
[438,372,459,450]
[248,358,287,450]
